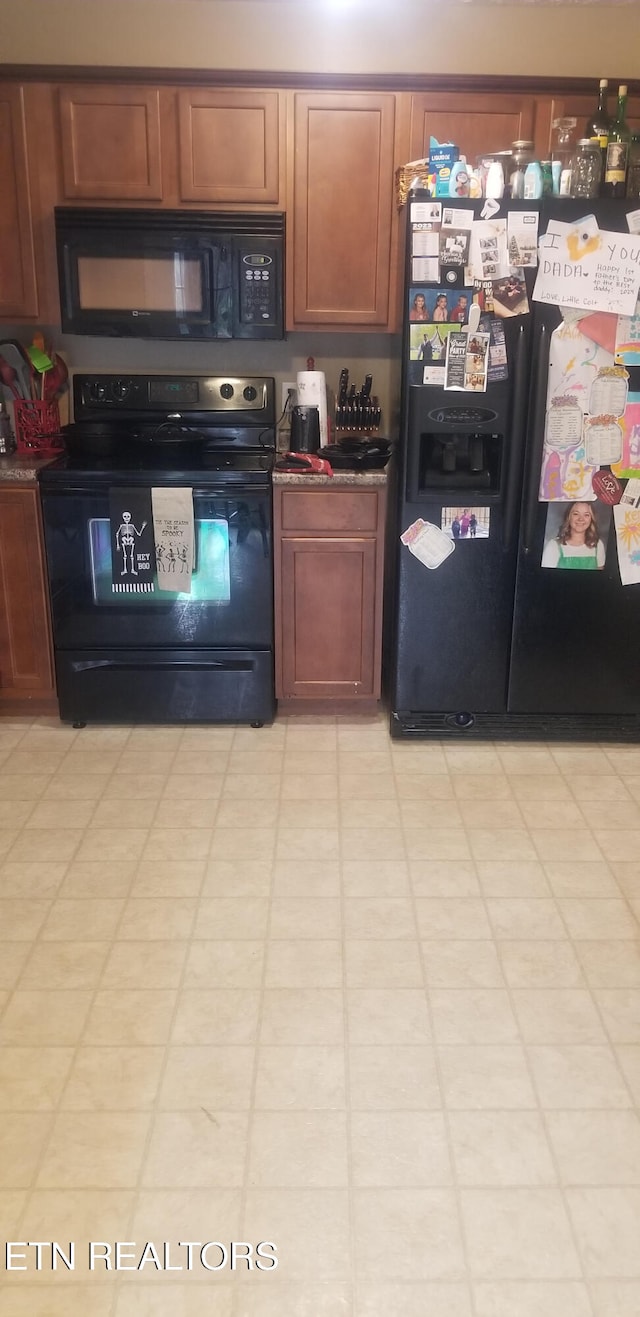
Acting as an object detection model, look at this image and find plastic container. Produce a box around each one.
[476,151,512,197]
[449,158,470,197]
[541,161,554,195]
[524,161,544,199]
[485,159,505,199]
[569,138,603,198]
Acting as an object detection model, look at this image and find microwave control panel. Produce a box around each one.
[238,245,280,327]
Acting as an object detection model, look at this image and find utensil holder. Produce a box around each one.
[13,400,64,457]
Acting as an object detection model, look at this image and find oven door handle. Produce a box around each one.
[71,658,254,672]
[41,483,271,498]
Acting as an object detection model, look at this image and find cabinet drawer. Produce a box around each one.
[280,489,379,533]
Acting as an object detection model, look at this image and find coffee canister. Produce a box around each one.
[290,405,321,454]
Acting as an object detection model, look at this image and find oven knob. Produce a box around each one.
[111,379,130,402]
[220,383,234,400]
[93,382,107,402]
[243,385,257,402]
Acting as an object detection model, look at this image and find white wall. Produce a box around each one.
[2,0,634,435]
[1,0,637,80]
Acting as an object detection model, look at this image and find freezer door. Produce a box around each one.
[392,500,518,713]
[508,507,640,714]
[508,298,640,716]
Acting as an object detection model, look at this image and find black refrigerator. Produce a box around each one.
[389,193,640,740]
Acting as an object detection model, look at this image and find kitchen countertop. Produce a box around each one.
[273,466,389,486]
[0,454,57,482]
[1,456,390,486]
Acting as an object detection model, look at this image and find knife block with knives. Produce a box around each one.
[335,368,381,434]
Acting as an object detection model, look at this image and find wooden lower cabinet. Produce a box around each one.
[274,482,387,708]
[0,484,56,714]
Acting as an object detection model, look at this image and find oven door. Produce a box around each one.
[40,483,273,651]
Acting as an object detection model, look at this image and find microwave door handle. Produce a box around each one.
[522,320,550,556]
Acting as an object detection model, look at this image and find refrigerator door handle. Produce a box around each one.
[522,320,550,555]
[502,321,529,551]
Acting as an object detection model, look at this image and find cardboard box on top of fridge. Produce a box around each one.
[429,137,460,197]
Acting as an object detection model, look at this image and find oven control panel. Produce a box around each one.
[73,374,276,422]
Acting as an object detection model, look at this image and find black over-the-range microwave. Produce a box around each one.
[55,207,285,341]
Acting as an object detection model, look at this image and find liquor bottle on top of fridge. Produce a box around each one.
[604,85,631,197]
[627,135,640,198]
[585,78,611,172]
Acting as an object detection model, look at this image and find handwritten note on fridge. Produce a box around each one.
[533,219,640,317]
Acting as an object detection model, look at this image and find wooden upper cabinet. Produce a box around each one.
[176,89,281,204]
[290,92,396,327]
[58,85,163,201]
[0,84,38,318]
[409,92,537,168]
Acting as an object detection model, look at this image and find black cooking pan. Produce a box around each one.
[318,439,392,471]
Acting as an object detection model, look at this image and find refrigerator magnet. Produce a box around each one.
[400,519,455,570]
[592,469,623,505]
[589,365,629,419]
[620,477,640,508]
[615,305,640,366]
[612,393,640,477]
[584,416,624,467]
[490,271,529,318]
[507,210,539,268]
[541,501,609,571]
[442,507,490,540]
[614,502,640,585]
[444,330,490,392]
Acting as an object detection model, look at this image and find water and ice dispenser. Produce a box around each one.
[405,396,505,502]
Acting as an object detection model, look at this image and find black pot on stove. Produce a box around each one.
[61,422,122,457]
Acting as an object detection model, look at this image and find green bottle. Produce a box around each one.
[604,84,631,197]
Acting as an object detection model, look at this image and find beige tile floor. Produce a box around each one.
[0,714,639,1316]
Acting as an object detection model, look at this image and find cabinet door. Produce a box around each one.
[0,487,55,704]
[410,92,536,168]
[177,89,281,204]
[59,85,163,201]
[290,92,396,326]
[279,536,378,698]
[0,85,38,318]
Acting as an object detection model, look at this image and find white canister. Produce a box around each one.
[485,160,505,200]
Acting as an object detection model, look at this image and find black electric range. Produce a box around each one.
[38,374,278,727]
